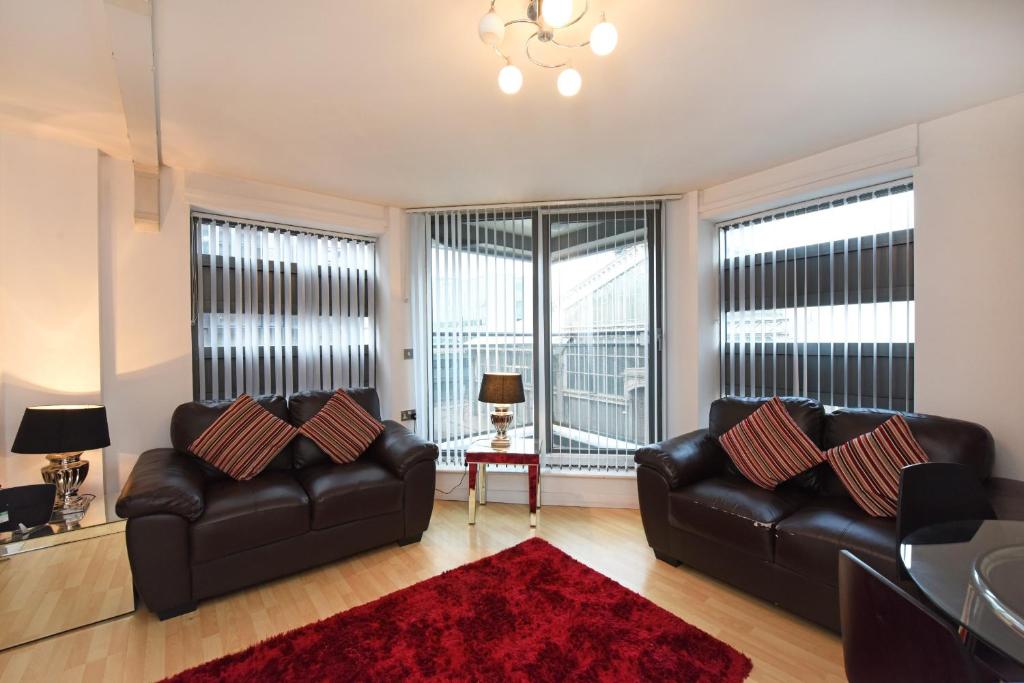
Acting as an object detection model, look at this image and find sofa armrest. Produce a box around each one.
[634,429,725,490]
[115,448,206,521]
[367,421,439,479]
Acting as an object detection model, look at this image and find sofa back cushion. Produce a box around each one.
[718,397,825,490]
[188,394,299,481]
[171,395,293,478]
[710,396,826,442]
[823,408,994,484]
[710,396,829,492]
[289,388,382,468]
[824,415,930,517]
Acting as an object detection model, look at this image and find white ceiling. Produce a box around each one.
[2,1,1024,208]
[0,0,128,156]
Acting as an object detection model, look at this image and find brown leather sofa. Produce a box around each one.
[116,389,437,620]
[635,396,996,632]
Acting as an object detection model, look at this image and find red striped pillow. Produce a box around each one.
[718,397,824,490]
[189,394,298,481]
[298,389,385,464]
[825,414,929,517]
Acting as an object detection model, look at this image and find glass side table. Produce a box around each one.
[0,495,133,651]
[465,438,541,528]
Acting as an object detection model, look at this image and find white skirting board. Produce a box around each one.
[434,467,639,509]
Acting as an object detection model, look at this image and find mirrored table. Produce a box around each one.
[0,495,133,650]
[900,519,1024,667]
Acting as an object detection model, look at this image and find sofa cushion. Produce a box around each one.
[823,407,994,481]
[825,415,929,517]
[710,396,826,444]
[188,394,298,481]
[668,475,811,561]
[295,461,403,530]
[298,390,385,464]
[719,397,824,490]
[709,396,828,492]
[289,389,383,468]
[172,394,293,475]
[775,496,900,587]
[191,471,310,563]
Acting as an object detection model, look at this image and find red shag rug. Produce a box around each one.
[166,538,752,682]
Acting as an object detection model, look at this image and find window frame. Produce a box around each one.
[540,205,663,468]
[420,202,664,470]
[189,211,377,402]
[716,180,915,411]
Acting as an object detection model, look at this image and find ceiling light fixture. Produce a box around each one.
[498,61,524,94]
[478,0,617,97]
[557,66,582,97]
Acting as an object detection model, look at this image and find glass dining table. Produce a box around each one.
[900,519,1024,667]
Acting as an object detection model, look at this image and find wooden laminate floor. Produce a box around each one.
[0,501,846,682]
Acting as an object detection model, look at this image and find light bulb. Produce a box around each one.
[478,9,505,45]
[557,67,581,96]
[590,20,618,56]
[541,0,573,27]
[498,64,523,94]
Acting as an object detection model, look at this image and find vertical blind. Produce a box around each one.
[191,212,376,402]
[420,210,536,468]
[718,180,914,410]
[412,200,662,470]
[544,202,661,470]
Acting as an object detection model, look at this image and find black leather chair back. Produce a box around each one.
[838,550,995,683]
[897,462,996,542]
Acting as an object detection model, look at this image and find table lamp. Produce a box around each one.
[478,372,525,449]
[11,405,109,512]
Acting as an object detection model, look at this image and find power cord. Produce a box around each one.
[436,467,468,495]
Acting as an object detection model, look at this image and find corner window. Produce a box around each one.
[718,180,914,410]
[190,212,376,401]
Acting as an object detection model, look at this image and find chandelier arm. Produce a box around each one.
[492,45,508,60]
[503,18,539,28]
[549,37,591,49]
[525,31,568,69]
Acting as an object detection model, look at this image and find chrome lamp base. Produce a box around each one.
[40,451,90,510]
[489,404,514,450]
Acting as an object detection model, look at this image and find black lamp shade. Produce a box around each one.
[11,405,110,454]
[478,373,525,405]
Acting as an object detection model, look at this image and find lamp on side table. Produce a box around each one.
[478,372,525,450]
[11,405,109,519]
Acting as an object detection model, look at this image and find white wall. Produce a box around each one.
[663,194,720,435]
[97,168,406,502]
[693,92,1024,480]
[98,158,192,496]
[0,132,104,494]
[1,128,407,504]
[5,92,1022,509]
[375,207,414,424]
[915,93,1024,480]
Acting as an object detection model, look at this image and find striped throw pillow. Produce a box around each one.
[298,389,385,464]
[718,397,824,490]
[189,394,298,480]
[825,414,929,517]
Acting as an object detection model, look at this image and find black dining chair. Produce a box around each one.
[838,550,997,683]
[897,462,996,542]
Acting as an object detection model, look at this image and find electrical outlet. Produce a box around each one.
[403,348,414,360]
[400,409,417,421]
